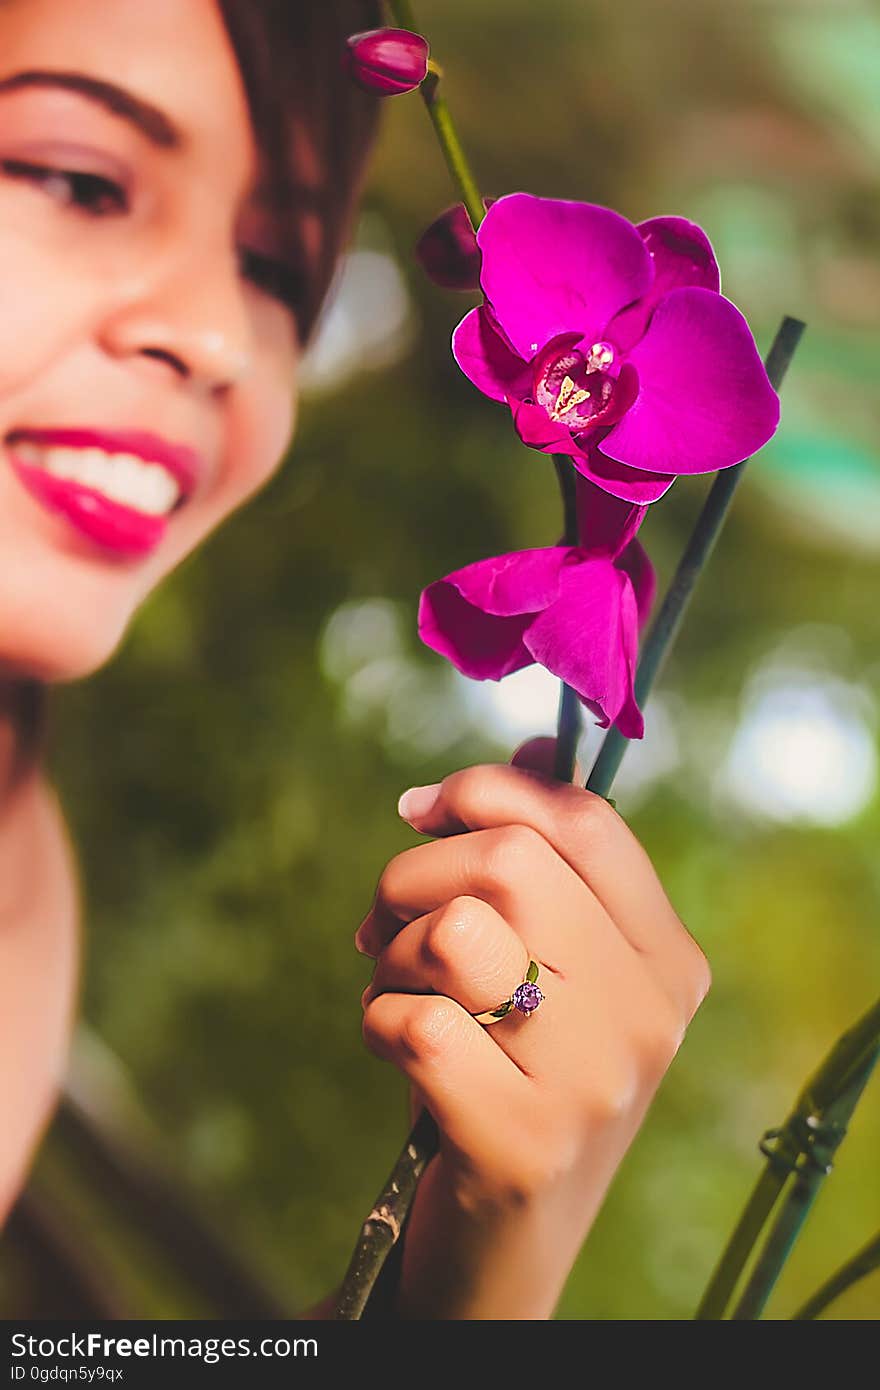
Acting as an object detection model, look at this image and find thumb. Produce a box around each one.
[509,735,584,783]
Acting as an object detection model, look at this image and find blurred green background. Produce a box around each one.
[4,0,879,1320]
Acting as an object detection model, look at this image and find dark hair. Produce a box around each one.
[5,0,383,786]
[218,0,384,342]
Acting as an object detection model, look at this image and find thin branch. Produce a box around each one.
[790,1228,880,1320]
[731,1047,878,1319]
[333,1107,436,1319]
[695,996,880,1318]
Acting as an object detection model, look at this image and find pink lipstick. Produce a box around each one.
[5,427,205,559]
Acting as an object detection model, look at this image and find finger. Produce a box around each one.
[395,764,708,1020]
[362,992,534,1178]
[357,824,608,970]
[363,894,531,1015]
[362,891,617,1085]
[364,921,685,1108]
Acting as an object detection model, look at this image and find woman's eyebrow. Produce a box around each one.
[0,69,182,149]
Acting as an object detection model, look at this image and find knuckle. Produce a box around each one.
[571,788,617,844]
[399,996,462,1063]
[362,994,464,1067]
[686,938,712,1011]
[423,896,480,968]
[482,823,545,888]
[582,1067,637,1128]
[480,1128,580,1210]
[361,994,398,1058]
[443,764,495,821]
[633,994,686,1078]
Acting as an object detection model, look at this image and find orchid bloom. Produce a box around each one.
[419,481,656,737]
[453,193,780,503]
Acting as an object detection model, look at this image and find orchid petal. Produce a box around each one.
[418,547,577,681]
[602,287,780,476]
[476,193,654,361]
[452,305,530,404]
[418,582,535,681]
[523,559,644,737]
[571,442,676,504]
[443,546,575,616]
[616,539,656,630]
[511,398,584,456]
[608,216,720,352]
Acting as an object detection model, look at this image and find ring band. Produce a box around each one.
[471,958,543,1025]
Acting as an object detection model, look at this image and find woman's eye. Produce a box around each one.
[238,247,306,314]
[3,160,304,316]
[1,159,127,215]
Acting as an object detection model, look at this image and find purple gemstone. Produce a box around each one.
[512,981,543,1015]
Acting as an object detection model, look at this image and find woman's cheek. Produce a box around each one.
[224,328,299,503]
[0,238,96,392]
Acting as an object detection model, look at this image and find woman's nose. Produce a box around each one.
[98,240,253,391]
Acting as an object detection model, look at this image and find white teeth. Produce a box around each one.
[6,441,183,515]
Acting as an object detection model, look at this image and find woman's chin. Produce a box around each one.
[0,594,131,685]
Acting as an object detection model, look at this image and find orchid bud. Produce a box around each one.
[343,28,429,97]
[414,199,496,291]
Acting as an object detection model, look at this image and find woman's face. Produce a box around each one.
[0,0,304,682]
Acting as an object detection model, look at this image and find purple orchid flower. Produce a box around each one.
[419,481,656,737]
[452,193,780,503]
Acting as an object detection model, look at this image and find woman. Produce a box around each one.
[0,0,710,1318]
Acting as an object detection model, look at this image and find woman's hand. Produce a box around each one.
[357,738,710,1320]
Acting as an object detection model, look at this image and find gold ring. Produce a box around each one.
[471,958,543,1026]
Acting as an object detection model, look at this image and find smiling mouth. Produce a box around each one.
[5,436,184,514]
[4,431,197,559]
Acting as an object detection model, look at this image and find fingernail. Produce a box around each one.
[398,783,441,823]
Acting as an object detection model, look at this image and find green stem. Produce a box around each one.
[695,996,880,1318]
[693,1165,793,1319]
[388,1,485,230]
[553,454,582,782]
[790,1228,880,1320]
[798,995,880,1113]
[586,315,805,798]
[731,1047,878,1319]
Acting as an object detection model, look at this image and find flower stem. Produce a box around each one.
[695,995,880,1318]
[790,1228,880,1320]
[333,1107,436,1319]
[730,1048,878,1319]
[553,455,583,782]
[387,1,485,230]
[586,314,805,799]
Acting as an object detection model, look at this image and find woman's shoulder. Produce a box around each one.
[0,769,81,1224]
